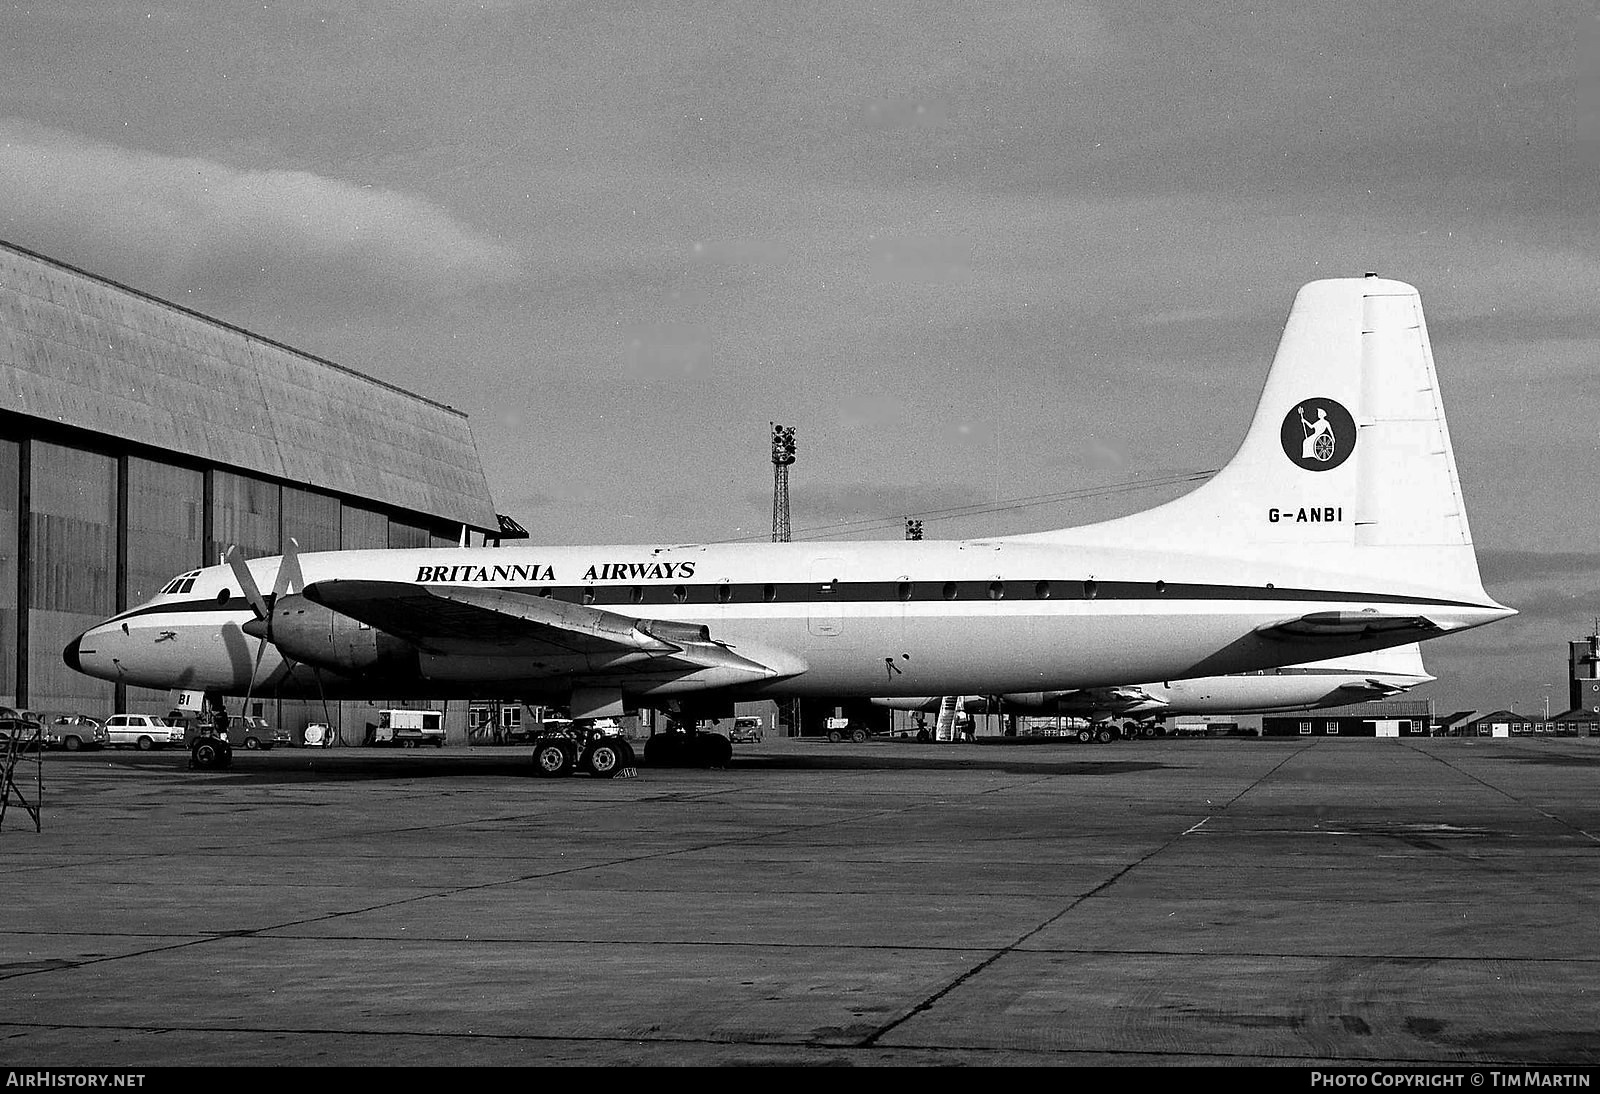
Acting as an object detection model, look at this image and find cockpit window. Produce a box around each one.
[161,570,202,595]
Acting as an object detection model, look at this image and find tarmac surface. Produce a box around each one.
[1,733,1597,1069]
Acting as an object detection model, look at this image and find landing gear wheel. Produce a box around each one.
[532,740,575,777]
[643,732,684,767]
[584,739,630,777]
[190,737,232,770]
[694,733,733,769]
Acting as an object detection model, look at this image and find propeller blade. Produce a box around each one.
[273,536,305,600]
[240,634,270,717]
[226,546,269,621]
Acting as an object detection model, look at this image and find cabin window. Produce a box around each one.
[673,585,688,603]
[763,584,777,602]
[1155,579,1167,594]
[216,588,230,603]
[1035,581,1050,599]
[942,581,958,600]
[987,581,1004,600]
[717,583,732,604]
[630,586,644,604]
[1083,579,1098,599]
[897,581,912,602]
[581,587,595,605]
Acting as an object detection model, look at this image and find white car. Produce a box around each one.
[103,713,186,750]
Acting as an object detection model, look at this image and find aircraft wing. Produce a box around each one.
[299,580,797,680]
[1254,611,1442,642]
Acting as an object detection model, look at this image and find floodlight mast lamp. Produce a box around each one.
[771,423,795,543]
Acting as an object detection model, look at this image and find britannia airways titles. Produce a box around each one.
[414,561,698,584]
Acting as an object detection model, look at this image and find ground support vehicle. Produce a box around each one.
[823,716,872,743]
[530,722,637,778]
[367,709,446,748]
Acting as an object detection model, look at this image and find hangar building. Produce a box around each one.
[0,239,503,743]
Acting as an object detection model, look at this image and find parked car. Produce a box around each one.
[0,706,43,750]
[729,716,764,743]
[103,713,187,750]
[232,715,290,750]
[38,713,108,751]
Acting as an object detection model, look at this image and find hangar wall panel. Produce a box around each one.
[0,243,498,532]
[127,457,204,606]
[0,439,15,704]
[28,442,116,715]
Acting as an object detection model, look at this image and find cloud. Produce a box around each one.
[0,118,523,308]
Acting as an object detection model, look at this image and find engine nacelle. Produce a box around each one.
[251,594,420,677]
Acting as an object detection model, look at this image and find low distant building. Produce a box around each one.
[1262,699,1435,737]
[1465,710,1595,738]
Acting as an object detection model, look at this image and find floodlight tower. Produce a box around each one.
[771,423,796,542]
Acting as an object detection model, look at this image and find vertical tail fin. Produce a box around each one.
[1017,277,1496,604]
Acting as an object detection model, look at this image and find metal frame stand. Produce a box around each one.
[0,725,42,833]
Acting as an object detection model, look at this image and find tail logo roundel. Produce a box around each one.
[1280,399,1355,471]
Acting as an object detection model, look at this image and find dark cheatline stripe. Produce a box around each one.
[105,577,1492,624]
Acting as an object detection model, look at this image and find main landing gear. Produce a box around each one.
[529,722,637,779]
[641,720,733,769]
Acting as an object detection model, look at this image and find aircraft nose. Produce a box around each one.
[63,633,84,674]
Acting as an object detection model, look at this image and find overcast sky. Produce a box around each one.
[1,1,1594,718]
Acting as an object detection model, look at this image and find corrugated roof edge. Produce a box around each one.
[0,237,468,419]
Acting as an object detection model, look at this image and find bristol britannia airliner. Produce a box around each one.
[65,277,1513,737]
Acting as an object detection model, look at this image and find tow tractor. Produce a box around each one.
[529,720,637,778]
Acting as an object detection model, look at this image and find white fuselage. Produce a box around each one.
[67,538,1506,704]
